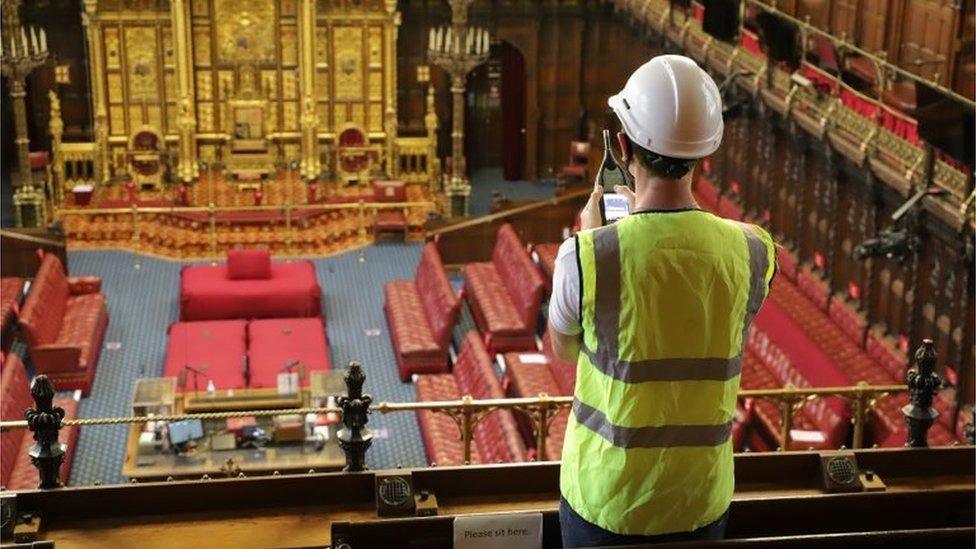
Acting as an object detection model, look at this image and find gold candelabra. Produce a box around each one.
[1,0,49,227]
[427,0,490,217]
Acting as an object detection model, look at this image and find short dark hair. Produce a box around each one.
[625,136,696,179]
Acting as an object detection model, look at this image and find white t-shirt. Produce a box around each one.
[548,237,582,336]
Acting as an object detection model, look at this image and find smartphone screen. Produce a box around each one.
[598,129,632,224]
[601,193,630,223]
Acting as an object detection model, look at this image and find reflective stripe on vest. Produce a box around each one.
[560,210,775,536]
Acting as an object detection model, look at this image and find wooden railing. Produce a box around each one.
[428,187,591,265]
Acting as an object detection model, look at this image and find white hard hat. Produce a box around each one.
[608,55,724,160]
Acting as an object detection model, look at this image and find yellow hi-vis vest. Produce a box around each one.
[560,209,776,536]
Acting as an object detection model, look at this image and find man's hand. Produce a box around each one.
[613,185,637,211]
[579,183,604,231]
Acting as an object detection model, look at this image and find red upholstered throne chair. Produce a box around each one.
[372,180,408,240]
[180,248,323,321]
[1,352,80,490]
[463,224,545,353]
[384,243,461,381]
[414,333,528,466]
[560,141,591,184]
[17,254,108,396]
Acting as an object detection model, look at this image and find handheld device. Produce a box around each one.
[597,129,633,224]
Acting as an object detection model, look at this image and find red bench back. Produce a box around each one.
[415,243,460,350]
[18,254,69,347]
[828,295,868,348]
[1,354,30,486]
[492,225,544,332]
[776,245,798,283]
[542,331,577,396]
[797,265,830,311]
[453,333,527,463]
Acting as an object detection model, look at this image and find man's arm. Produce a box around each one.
[548,238,583,363]
[548,322,581,363]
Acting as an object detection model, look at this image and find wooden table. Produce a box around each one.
[122,385,344,481]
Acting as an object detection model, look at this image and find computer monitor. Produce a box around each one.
[168,419,205,446]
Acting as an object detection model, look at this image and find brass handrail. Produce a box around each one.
[54,200,436,217]
[1,384,909,464]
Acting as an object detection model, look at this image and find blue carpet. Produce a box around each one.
[67,243,431,486]
[468,167,558,217]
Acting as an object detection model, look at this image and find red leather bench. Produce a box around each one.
[797,264,830,312]
[531,242,560,294]
[828,294,868,347]
[776,245,799,283]
[463,224,545,353]
[384,243,461,381]
[742,327,850,450]
[866,327,908,381]
[502,349,569,461]
[247,317,331,388]
[717,194,744,220]
[1,277,23,353]
[693,174,721,212]
[414,333,527,466]
[1,353,79,490]
[17,254,108,396]
[180,249,322,321]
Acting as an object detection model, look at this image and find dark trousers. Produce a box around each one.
[559,497,729,548]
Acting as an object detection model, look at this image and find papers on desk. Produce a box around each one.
[277,372,299,395]
[517,354,548,365]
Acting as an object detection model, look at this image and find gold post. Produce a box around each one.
[779,385,798,451]
[460,395,474,464]
[208,202,217,257]
[535,393,550,461]
[171,0,198,182]
[852,381,869,449]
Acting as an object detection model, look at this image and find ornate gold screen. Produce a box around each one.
[84,0,401,183]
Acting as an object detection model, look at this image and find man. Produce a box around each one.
[549,55,777,547]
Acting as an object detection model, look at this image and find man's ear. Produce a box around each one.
[616,132,630,162]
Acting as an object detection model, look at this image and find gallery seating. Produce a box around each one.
[1,277,23,353]
[384,243,461,381]
[17,253,108,396]
[164,318,330,391]
[414,333,527,466]
[1,353,79,490]
[463,224,545,353]
[776,245,799,283]
[796,264,831,312]
[180,249,322,321]
[828,294,868,347]
[560,141,591,183]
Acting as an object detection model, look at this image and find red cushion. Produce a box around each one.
[164,320,248,391]
[866,329,908,381]
[415,374,480,466]
[375,211,407,231]
[541,331,576,396]
[181,261,322,320]
[5,396,79,490]
[797,265,830,311]
[56,293,107,370]
[828,295,867,347]
[247,318,330,389]
[463,263,526,336]
[385,281,440,357]
[227,249,272,280]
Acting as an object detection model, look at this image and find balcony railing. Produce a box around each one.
[2,341,964,490]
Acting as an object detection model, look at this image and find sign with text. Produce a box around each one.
[454,512,542,549]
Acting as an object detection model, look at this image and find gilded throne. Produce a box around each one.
[225,65,273,190]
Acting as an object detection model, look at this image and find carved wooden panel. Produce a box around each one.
[898,0,957,81]
[333,26,365,102]
[860,0,889,53]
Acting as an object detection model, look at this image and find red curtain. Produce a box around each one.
[501,43,526,181]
